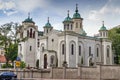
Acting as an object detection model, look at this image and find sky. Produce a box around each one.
[0,0,120,36]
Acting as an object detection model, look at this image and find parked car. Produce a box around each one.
[0,72,17,80]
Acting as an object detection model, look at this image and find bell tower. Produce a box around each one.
[18,13,38,67]
[63,10,73,31]
[43,17,53,35]
[72,4,86,35]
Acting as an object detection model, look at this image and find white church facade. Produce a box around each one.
[17,5,113,68]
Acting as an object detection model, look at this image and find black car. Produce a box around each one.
[0,72,17,80]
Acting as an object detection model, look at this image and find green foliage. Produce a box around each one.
[20,61,26,69]
[0,22,20,64]
[108,27,120,64]
[2,63,13,68]
[36,59,39,68]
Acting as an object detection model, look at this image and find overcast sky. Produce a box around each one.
[0,0,120,36]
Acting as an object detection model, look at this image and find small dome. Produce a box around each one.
[73,13,81,19]
[23,13,35,23]
[73,4,81,19]
[63,10,72,23]
[99,21,107,31]
[44,17,52,27]
[23,17,35,23]
[45,22,52,27]
[63,16,72,22]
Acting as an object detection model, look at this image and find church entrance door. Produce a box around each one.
[44,54,47,68]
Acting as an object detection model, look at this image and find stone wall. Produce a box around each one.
[0,65,120,80]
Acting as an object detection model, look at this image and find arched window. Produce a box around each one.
[71,24,73,30]
[67,24,69,30]
[97,48,99,57]
[42,47,44,52]
[30,28,32,38]
[62,44,65,55]
[107,48,109,57]
[79,46,81,56]
[76,23,78,28]
[27,30,29,37]
[71,44,74,55]
[30,46,32,51]
[50,55,54,64]
[89,47,91,56]
[103,32,105,37]
[33,31,35,38]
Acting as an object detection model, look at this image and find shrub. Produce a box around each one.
[20,61,26,69]
[2,63,13,68]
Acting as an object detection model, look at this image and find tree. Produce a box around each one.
[0,22,20,67]
[108,27,120,64]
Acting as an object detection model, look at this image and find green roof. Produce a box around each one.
[73,13,81,19]
[99,21,107,31]
[23,17,35,23]
[81,29,87,36]
[63,10,72,23]
[44,17,52,27]
[63,16,72,22]
[99,26,107,31]
[73,4,81,19]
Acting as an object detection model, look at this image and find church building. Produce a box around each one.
[17,4,113,68]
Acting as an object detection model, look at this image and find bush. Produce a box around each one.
[2,63,13,68]
[20,61,26,69]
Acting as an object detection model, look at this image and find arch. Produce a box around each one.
[50,55,55,64]
[44,54,47,68]
[33,31,35,38]
[62,44,65,55]
[96,44,100,57]
[76,22,78,28]
[41,43,45,52]
[30,28,32,38]
[106,45,110,57]
[69,40,76,67]
[89,58,93,66]
[69,41,76,55]
[89,46,91,56]
[78,41,84,64]
[71,44,74,55]
[27,30,29,37]
[60,41,65,55]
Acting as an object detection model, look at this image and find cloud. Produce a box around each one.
[0,0,49,16]
[16,0,48,12]
[88,0,120,21]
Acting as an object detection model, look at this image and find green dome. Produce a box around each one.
[63,16,72,22]
[44,17,52,27]
[73,4,81,19]
[23,17,35,23]
[99,26,107,31]
[45,22,51,27]
[99,21,107,31]
[73,13,81,19]
[63,10,72,23]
